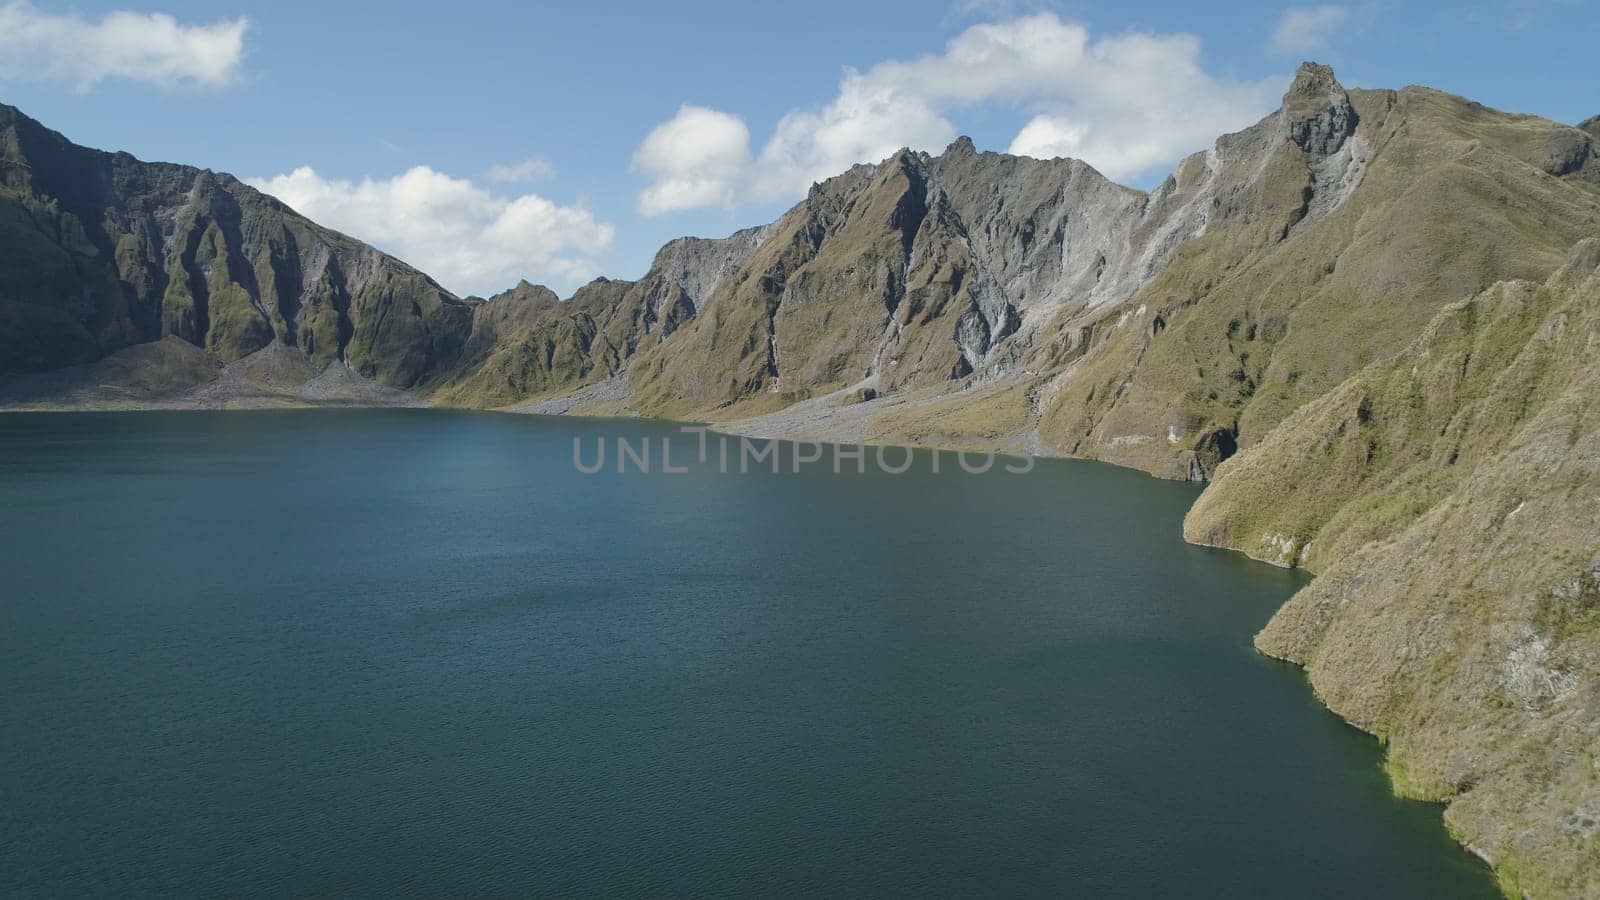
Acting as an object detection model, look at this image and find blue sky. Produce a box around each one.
[0,0,1594,296]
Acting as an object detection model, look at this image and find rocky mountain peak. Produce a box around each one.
[489,280,559,306]
[0,102,37,139]
[944,136,978,159]
[884,146,926,175]
[1282,61,1356,155]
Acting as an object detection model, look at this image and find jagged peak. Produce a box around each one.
[806,161,877,199]
[884,146,924,170]
[944,135,977,158]
[1287,61,1343,98]
[1579,114,1600,139]
[488,279,558,305]
[1281,61,1356,155]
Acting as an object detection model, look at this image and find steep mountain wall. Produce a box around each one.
[0,103,475,389]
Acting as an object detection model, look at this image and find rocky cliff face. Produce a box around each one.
[0,103,476,389]
[4,63,1600,894]
[622,128,1199,417]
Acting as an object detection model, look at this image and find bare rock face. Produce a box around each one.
[630,225,772,340]
[1281,61,1357,155]
[623,134,1196,414]
[928,138,1149,317]
[1542,126,1595,176]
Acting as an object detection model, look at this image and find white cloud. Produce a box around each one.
[1002,31,1283,180]
[631,105,752,216]
[0,1,247,90]
[633,14,1283,212]
[1270,5,1351,56]
[750,71,953,200]
[486,157,555,183]
[246,166,615,297]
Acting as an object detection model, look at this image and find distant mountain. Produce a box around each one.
[3,64,1600,895]
[431,227,770,409]
[0,102,475,388]
[0,103,766,407]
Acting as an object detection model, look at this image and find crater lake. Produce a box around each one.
[0,410,1495,897]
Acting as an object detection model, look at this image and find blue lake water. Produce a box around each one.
[0,410,1494,896]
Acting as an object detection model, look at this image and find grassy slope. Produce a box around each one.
[0,336,219,408]
[1034,87,1600,478]
[429,278,638,408]
[1189,249,1600,897]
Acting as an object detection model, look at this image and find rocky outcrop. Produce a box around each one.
[1281,61,1356,155]
[1542,126,1595,177]
[636,226,771,338]
[926,136,1150,316]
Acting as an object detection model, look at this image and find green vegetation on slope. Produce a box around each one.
[1034,83,1600,481]
[1188,245,1600,897]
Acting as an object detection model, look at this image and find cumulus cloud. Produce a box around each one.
[1269,5,1351,56]
[750,71,953,199]
[0,1,247,90]
[632,106,752,216]
[1002,31,1283,179]
[486,157,555,183]
[633,13,1283,212]
[247,167,615,297]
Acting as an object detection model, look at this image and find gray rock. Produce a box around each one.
[1281,61,1357,156]
[635,225,771,339]
[1541,126,1594,176]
